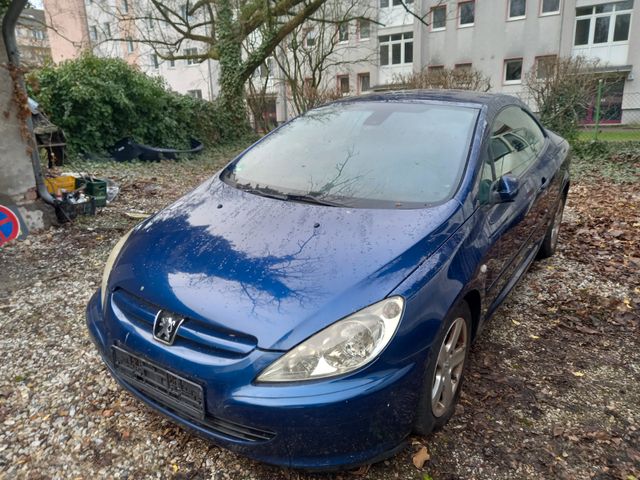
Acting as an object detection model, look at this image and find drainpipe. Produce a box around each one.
[2,0,56,206]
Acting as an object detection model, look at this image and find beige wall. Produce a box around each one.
[43,0,90,63]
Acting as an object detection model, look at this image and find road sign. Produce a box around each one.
[0,205,21,246]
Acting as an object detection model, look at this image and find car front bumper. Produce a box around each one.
[86,290,423,470]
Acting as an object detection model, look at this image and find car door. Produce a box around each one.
[480,106,547,308]
[522,114,563,240]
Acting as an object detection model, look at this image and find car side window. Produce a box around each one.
[489,107,545,178]
[478,156,495,204]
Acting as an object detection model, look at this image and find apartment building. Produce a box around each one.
[43,0,640,125]
[15,8,52,68]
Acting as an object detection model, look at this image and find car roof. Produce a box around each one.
[334,89,521,110]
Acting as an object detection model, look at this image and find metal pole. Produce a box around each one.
[594,78,603,141]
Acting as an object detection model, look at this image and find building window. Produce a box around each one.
[305,29,316,47]
[126,38,134,53]
[428,65,445,71]
[338,22,349,42]
[535,55,557,78]
[185,47,198,64]
[33,29,45,40]
[122,0,129,13]
[358,72,371,93]
[380,0,414,7]
[508,0,526,19]
[187,89,202,99]
[574,2,633,46]
[169,58,176,68]
[89,26,98,41]
[432,5,446,30]
[379,32,413,66]
[181,3,194,22]
[458,1,475,26]
[504,58,523,83]
[540,0,560,15]
[256,57,274,78]
[338,75,350,95]
[151,54,159,68]
[455,63,472,71]
[104,22,111,37]
[358,19,370,40]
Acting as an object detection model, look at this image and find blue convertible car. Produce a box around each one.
[87,90,570,470]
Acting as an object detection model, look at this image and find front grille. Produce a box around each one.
[111,289,257,357]
[113,345,275,443]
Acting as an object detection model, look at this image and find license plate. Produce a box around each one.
[112,346,205,420]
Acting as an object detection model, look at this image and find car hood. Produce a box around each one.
[109,178,463,350]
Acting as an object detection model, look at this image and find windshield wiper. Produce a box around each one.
[282,193,342,207]
[233,182,343,207]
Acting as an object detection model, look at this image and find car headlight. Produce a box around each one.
[100,229,133,310]
[256,296,404,382]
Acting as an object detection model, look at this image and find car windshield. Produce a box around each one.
[222,101,479,208]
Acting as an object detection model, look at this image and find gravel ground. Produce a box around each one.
[1,149,638,480]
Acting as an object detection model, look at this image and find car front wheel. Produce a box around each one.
[413,301,471,436]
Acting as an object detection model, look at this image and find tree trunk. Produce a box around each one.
[217,0,250,139]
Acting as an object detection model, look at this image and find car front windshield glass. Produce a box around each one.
[222,101,479,208]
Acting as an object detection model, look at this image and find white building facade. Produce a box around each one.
[61,0,640,124]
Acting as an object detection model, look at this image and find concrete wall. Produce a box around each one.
[0,35,50,229]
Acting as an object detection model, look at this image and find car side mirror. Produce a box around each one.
[491,174,520,203]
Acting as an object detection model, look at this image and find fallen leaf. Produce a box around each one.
[530,334,540,340]
[124,212,150,219]
[572,371,585,377]
[552,425,564,437]
[350,464,370,476]
[412,446,430,469]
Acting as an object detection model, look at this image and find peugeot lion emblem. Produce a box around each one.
[153,310,185,345]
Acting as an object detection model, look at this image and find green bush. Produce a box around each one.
[27,54,233,155]
[572,139,611,159]
[571,141,640,183]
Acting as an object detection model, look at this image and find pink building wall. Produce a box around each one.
[43,0,90,63]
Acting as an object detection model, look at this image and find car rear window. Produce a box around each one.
[222,101,479,208]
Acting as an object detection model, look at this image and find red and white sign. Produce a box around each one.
[0,205,21,246]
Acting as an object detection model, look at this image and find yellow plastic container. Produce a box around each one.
[45,176,76,194]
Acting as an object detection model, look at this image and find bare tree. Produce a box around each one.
[524,56,601,141]
[245,58,278,133]
[394,66,491,92]
[273,0,375,115]
[87,0,343,136]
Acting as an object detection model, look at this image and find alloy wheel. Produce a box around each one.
[431,317,468,418]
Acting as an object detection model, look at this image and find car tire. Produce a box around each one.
[413,301,472,436]
[537,194,566,260]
